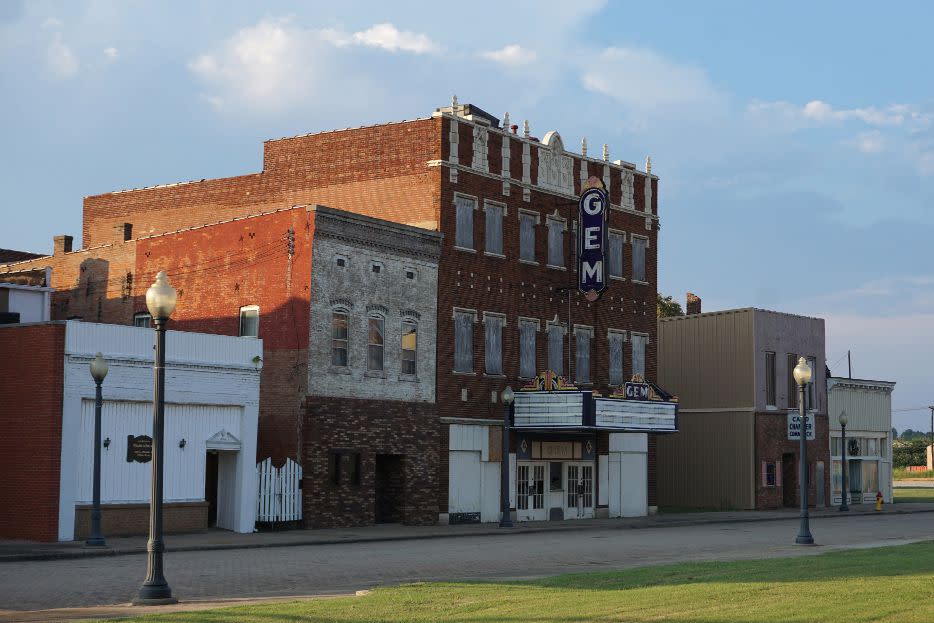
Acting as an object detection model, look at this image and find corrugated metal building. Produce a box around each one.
[656,308,830,510]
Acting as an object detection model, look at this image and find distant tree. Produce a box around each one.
[901,429,916,441]
[892,427,898,439]
[657,293,684,318]
[893,438,929,467]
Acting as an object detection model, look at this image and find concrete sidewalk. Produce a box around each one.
[3,502,932,563]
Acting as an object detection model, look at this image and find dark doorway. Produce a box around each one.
[375,454,404,523]
[782,453,796,507]
[205,451,219,526]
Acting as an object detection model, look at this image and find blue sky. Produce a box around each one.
[2,1,932,430]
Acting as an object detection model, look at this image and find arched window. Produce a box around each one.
[331,310,349,367]
[367,314,384,371]
[401,320,417,376]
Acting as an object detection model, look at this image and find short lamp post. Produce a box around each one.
[86,352,109,548]
[500,386,514,528]
[135,271,178,605]
[839,411,849,512]
[793,356,815,545]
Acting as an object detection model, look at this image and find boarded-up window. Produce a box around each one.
[455,195,475,249]
[575,327,592,384]
[608,331,625,386]
[454,310,475,372]
[485,203,504,255]
[484,314,505,375]
[632,237,647,282]
[631,333,647,378]
[519,319,537,378]
[547,324,564,376]
[520,212,536,262]
[765,352,776,407]
[608,232,624,278]
[547,217,564,267]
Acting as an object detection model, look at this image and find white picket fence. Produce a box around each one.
[256,458,303,522]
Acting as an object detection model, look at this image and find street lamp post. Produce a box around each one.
[839,411,849,512]
[500,386,514,528]
[793,357,814,545]
[86,352,109,548]
[134,271,178,605]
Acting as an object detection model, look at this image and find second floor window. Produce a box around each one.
[519,212,536,262]
[608,231,624,278]
[239,305,259,338]
[367,316,384,371]
[455,195,476,249]
[632,237,647,282]
[401,321,417,376]
[519,319,537,378]
[331,311,348,367]
[485,202,504,255]
[484,313,505,375]
[575,327,592,384]
[631,333,647,378]
[547,323,565,376]
[787,353,798,408]
[454,310,475,373]
[608,331,625,386]
[807,356,818,410]
[547,217,564,267]
[765,352,776,407]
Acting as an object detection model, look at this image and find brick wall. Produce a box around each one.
[73,501,208,538]
[754,412,831,509]
[135,207,314,463]
[83,119,442,248]
[304,396,438,528]
[0,323,65,541]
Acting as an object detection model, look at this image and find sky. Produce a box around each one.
[1,1,932,430]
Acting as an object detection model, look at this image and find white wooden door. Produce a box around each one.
[565,463,594,519]
[516,463,546,521]
[449,451,482,514]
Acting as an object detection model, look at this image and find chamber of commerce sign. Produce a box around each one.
[787,413,815,441]
[578,177,609,301]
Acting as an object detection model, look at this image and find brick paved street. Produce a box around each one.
[0,512,931,616]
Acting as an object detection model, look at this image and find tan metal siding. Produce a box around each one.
[828,385,893,433]
[656,410,755,509]
[658,310,755,410]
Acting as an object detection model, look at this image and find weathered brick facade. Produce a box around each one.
[754,412,831,509]
[304,396,438,527]
[0,323,65,542]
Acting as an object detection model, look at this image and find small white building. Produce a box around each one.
[0,268,52,323]
[0,319,262,542]
[828,377,896,505]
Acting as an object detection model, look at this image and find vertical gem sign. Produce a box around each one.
[578,177,608,300]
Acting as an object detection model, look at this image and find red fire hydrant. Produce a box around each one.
[875,491,884,511]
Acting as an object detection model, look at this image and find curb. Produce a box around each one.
[4,506,933,563]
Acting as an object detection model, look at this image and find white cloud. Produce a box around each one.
[848,130,886,154]
[480,44,536,66]
[41,17,62,30]
[47,36,78,77]
[189,18,322,112]
[581,47,724,117]
[750,99,932,128]
[103,47,118,60]
[321,23,440,54]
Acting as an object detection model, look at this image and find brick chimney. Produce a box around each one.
[113,222,133,242]
[53,235,73,255]
[686,292,702,315]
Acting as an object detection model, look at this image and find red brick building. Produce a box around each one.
[2,99,667,526]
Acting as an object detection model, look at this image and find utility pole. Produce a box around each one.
[929,406,933,468]
[847,350,852,379]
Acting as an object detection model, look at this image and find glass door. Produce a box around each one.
[517,463,546,521]
[564,462,594,519]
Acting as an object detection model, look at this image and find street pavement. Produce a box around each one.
[1,511,933,621]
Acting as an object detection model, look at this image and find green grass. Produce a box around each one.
[894,487,934,503]
[108,541,934,623]
[894,467,934,479]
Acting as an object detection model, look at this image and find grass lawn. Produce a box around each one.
[893,468,934,479]
[894,487,934,503]
[109,541,934,623]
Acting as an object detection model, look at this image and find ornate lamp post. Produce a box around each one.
[86,352,109,548]
[500,386,514,528]
[134,271,178,605]
[793,357,814,545]
[839,411,849,512]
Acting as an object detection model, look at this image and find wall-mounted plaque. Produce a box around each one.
[126,434,153,463]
